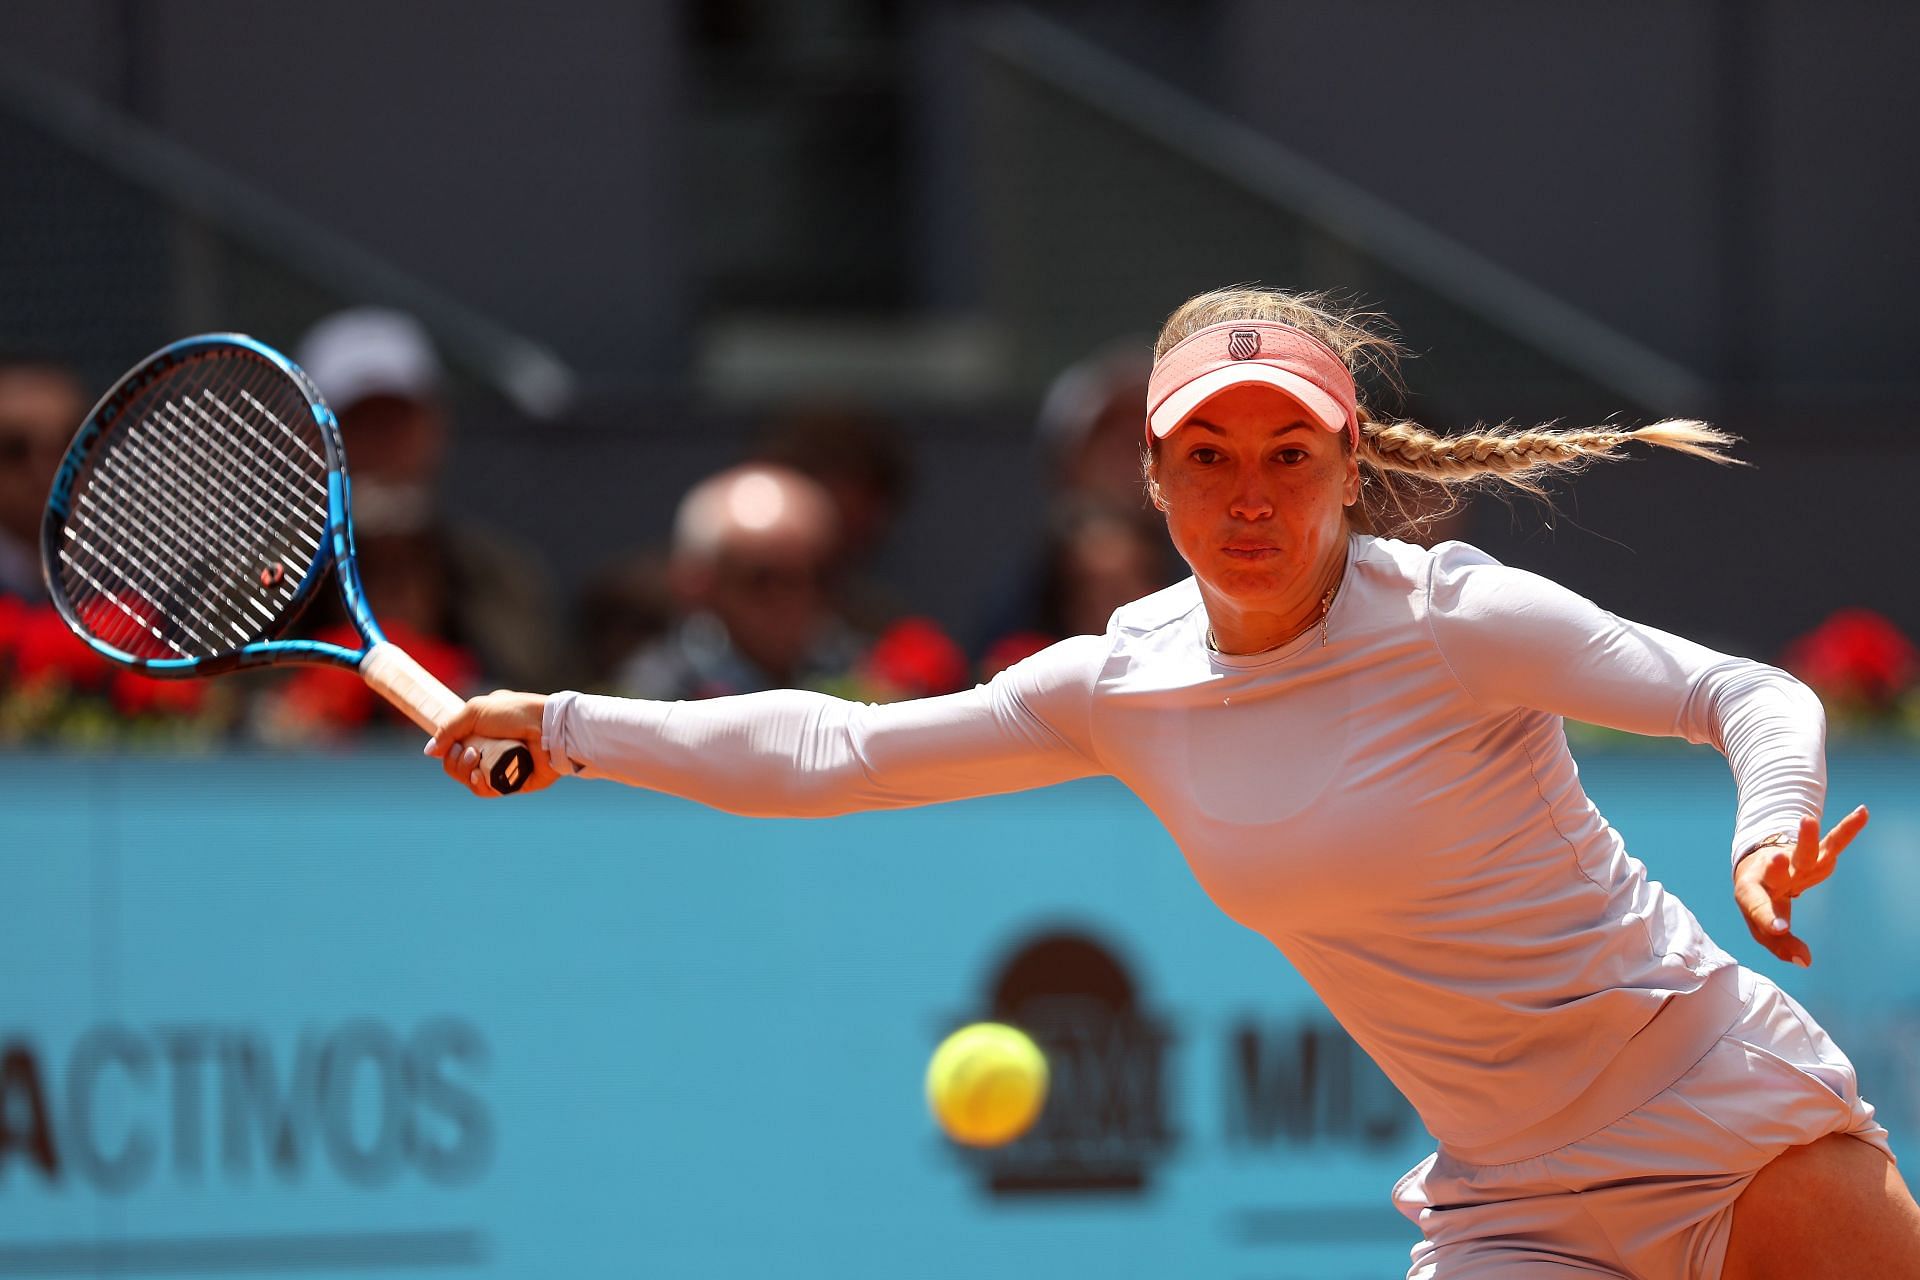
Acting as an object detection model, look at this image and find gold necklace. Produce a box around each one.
[1207,576,1341,655]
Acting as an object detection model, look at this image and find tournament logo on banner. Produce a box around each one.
[947,927,1177,1195]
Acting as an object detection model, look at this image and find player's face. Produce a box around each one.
[1152,383,1358,617]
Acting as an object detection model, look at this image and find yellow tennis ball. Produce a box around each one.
[925,1022,1049,1147]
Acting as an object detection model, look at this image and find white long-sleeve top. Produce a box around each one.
[541,533,1824,1159]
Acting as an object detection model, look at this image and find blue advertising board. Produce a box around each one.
[1,743,1916,1278]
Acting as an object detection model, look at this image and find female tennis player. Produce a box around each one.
[429,287,1920,1278]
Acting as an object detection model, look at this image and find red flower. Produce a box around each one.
[278,663,379,729]
[110,669,208,718]
[1780,608,1918,709]
[75,593,171,661]
[12,604,112,689]
[0,593,26,665]
[275,623,480,733]
[980,630,1056,681]
[864,617,970,698]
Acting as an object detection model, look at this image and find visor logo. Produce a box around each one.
[1226,330,1260,361]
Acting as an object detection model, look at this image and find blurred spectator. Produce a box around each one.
[981,499,1174,678]
[1036,338,1155,509]
[972,340,1182,654]
[0,355,86,601]
[618,464,865,699]
[253,309,562,740]
[1042,500,1170,639]
[573,549,675,691]
[299,308,560,685]
[751,405,913,631]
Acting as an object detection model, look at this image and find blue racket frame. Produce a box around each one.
[41,333,387,677]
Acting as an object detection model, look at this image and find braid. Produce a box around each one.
[1360,417,1741,495]
[1350,416,1745,540]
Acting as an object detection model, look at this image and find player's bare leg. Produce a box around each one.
[1721,1132,1920,1278]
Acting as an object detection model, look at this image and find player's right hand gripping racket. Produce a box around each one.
[40,333,535,793]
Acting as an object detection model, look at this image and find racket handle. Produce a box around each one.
[361,641,536,795]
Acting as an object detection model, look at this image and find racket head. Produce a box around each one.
[40,334,361,677]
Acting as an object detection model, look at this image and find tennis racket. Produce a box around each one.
[39,333,535,794]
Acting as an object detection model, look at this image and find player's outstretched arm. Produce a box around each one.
[427,692,562,797]
[424,634,1109,812]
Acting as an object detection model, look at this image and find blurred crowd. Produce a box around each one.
[6,309,1917,750]
[0,309,1181,748]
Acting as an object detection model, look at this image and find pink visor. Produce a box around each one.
[1146,320,1358,446]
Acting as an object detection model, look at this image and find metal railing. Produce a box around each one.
[968,7,1715,421]
[0,56,574,419]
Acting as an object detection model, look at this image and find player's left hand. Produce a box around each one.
[1732,806,1868,968]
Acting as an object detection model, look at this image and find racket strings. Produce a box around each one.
[63,382,259,655]
[64,405,241,657]
[69,404,316,655]
[69,480,225,653]
[92,428,267,645]
[152,397,316,585]
[52,351,331,661]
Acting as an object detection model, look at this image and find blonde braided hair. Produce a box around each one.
[1147,286,1743,541]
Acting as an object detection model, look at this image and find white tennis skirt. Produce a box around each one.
[1392,966,1895,1279]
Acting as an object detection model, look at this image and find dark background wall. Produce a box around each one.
[3,0,1915,657]
[3,0,686,386]
[1219,0,1920,414]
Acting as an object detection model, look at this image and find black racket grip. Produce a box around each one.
[481,741,536,794]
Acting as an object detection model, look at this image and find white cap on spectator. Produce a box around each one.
[296,307,443,411]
